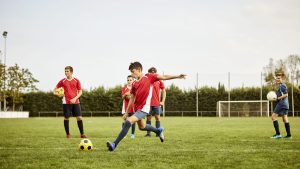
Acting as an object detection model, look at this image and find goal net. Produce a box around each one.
[216,100,269,117]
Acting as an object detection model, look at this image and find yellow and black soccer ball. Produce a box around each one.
[78,139,93,151]
[55,87,64,97]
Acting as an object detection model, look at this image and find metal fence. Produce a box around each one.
[37,110,300,117]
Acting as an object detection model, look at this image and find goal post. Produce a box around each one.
[216,100,270,117]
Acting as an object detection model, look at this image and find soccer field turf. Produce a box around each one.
[0,117,299,169]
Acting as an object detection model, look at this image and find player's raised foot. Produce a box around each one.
[106,141,116,151]
[80,134,87,138]
[283,135,292,139]
[157,127,164,142]
[66,134,71,139]
[130,134,135,139]
[270,134,282,139]
[144,133,151,137]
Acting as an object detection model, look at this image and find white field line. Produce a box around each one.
[240,139,300,143]
[0,147,98,150]
[0,147,300,153]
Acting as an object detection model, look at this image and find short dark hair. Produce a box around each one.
[275,71,285,77]
[129,62,143,71]
[65,66,73,73]
[148,67,157,73]
[127,75,133,78]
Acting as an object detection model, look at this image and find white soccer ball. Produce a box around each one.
[267,91,277,101]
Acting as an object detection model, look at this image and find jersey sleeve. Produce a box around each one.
[280,84,288,94]
[131,83,136,95]
[56,79,64,88]
[76,78,82,90]
[121,86,127,97]
[159,80,165,89]
[147,73,159,84]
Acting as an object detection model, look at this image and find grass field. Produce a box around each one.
[0,117,300,169]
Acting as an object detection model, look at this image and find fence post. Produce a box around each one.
[181,111,183,117]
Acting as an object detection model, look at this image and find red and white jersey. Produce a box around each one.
[121,85,135,114]
[56,78,81,104]
[151,80,165,106]
[131,73,159,113]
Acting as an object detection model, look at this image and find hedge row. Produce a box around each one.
[19,84,300,116]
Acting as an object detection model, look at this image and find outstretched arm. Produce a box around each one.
[157,74,187,81]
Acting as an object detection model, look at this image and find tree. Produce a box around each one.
[285,54,300,116]
[6,64,39,111]
[286,54,300,83]
[263,58,276,87]
[263,58,289,88]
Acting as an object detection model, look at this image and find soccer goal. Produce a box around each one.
[216,100,269,117]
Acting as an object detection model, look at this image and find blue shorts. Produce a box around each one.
[148,106,162,116]
[133,110,147,120]
[274,106,288,115]
[63,104,81,118]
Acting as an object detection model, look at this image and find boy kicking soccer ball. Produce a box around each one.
[107,62,186,151]
[270,72,292,139]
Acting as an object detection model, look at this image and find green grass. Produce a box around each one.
[0,117,300,169]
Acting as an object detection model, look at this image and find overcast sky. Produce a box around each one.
[1,0,300,91]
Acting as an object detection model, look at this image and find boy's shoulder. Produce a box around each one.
[73,77,80,81]
[122,85,130,90]
[145,73,159,79]
[59,78,67,82]
[280,83,287,88]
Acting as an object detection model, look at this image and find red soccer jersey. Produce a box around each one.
[56,78,81,104]
[131,73,159,113]
[151,80,165,106]
[121,85,135,114]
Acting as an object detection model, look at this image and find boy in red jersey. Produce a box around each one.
[53,66,87,139]
[145,67,166,137]
[121,75,136,139]
[107,62,186,151]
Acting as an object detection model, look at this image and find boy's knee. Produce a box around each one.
[282,116,289,123]
[155,115,160,121]
[125,120,132,125]
[271,113,277,121]
[146,116,152,121]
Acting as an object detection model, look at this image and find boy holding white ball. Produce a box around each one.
[270,72,292,139]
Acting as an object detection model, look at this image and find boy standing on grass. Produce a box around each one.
[145,67,166,137]
[107,61,186,151]
[53,66,87,139]
[121,75,136,139]
[270,72,292,139]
